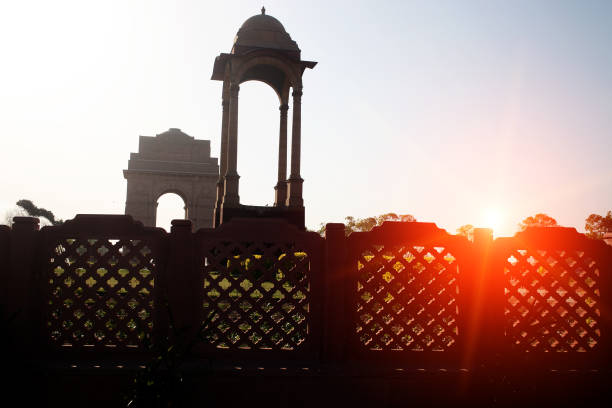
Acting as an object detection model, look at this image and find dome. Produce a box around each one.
[232,8,300,56]
[240,13,286,32]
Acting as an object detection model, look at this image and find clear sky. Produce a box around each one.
[1,0,611,236]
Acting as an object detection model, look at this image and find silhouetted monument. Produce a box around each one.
[123,128,219,230]
[211,7,316,229]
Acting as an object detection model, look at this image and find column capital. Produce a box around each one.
[230,83,240,95]
[292,88,303,98]
[279,103,289,112]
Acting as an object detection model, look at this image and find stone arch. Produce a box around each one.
[124,128,219,231]
[234,54,301,100]
[152,185,191,209]
[233,80,283,206]
[152,187,190,224]
[154,188,189,205]
[155,191,188,231]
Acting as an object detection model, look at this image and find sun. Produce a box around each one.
[482,208,504,233]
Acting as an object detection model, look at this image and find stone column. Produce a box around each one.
[214,70,231,227]
[216,98,229,207]
[275,103,289,206]
[286,88,303,208]
[223,82,240,206]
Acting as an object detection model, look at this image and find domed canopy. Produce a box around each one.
[211,8,317,229]
[232,8,300,57]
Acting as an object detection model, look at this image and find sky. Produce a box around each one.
[1,0,611,236]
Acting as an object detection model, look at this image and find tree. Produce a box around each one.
[317,213,416,236]
[519,213,558,231]
[585,210,612,239]
[2,207,27,226]
[345,213,417,235]
[15,199,63,226]
[456,224,474,241]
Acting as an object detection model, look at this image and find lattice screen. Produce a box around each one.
[356,244,459,351]
[202,241,310,351]
[504,249,601,352]
[46,238,156,348]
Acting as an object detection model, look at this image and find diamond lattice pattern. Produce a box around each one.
[356,245,459,351]
[202,241,310,351]
[504,249,601,352]
[46,238,156,348]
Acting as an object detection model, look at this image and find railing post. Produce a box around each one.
[597,238,612,368]
[603,232,612,247]
[8,217,40,349]
[470,229,497,366]
[0,225,10,300]
[462,228,503,398]
[323,223,347,363]
[475,228,506,372]
[167,219,198,335]
[1,223,13,342]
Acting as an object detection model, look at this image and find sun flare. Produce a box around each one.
[482,208,504,233]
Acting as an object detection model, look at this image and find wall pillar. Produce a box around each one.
[168,220,198,335]
[286,88,303,208]
[223,82,240,207]
[9,217,40,350]
[323,223,349,363]
[275,103,289,206]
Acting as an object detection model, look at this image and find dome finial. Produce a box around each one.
[261,6,265,15]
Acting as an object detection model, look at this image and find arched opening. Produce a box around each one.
[237,80,288,206]
[156,192,186,232]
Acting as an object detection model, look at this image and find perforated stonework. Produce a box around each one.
[504,249,601,352]
[356,245,459,351]
[202,241,310,351]
[46,238,156,349]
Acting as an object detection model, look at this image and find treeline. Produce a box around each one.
[317,211,612,239]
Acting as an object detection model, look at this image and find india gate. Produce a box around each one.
[124,8,316,230]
